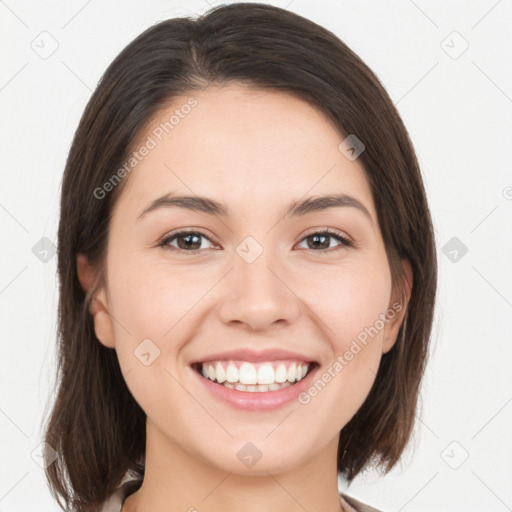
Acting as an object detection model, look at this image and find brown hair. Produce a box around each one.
[43,3,437,510]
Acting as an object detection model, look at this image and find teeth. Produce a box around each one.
[257,364,275,385]
[226,363,238,383]
[287,362,297,382]
[198,360,311,391]
[239,362,258,385]
[227,381,293,392]
[296,363,308,381]
[275,364,287,383]
[215,362,226,383]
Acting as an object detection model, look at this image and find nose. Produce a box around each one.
[217,253,301,332]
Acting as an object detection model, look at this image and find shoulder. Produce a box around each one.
[340,492,384,512]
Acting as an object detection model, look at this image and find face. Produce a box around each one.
[78,83,411,475]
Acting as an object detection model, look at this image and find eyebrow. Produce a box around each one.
[137,192,373,224]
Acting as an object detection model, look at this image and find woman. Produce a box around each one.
[43,3,437,512]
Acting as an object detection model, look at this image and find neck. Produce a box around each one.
[122,419,344,512]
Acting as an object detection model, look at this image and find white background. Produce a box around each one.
[1,0,511,510]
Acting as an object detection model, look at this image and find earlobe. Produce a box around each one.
[382,258,413,354]
[76,254,116,349]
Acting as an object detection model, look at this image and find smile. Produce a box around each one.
[191,358,319,411]
[193,360,311,392]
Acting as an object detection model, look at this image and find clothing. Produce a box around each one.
[100,469,383,512]
[339,493,383,512]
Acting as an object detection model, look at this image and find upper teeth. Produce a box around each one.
[200,361,309,385]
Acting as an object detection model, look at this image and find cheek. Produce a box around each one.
[302,261,391,404]
[108,258,207,342]
[294,268,391,426]
[105,261,204,418]
[305,260,392,349]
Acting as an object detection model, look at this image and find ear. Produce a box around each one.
[76,254,116,349]
[382,258,413,354]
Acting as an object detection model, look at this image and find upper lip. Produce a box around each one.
[190,348,317,365]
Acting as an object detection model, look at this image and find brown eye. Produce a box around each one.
[297,229,353,252]
[160,230,215,254]
[159,228,353,256]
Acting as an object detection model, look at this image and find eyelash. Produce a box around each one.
[158,228,353,256]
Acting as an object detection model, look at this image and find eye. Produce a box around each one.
[159,230,216,255]
[296,228,353,253]
[159,228,353,255]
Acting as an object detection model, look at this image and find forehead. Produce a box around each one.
[113,83,375,221]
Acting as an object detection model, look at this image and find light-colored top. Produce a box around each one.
[100,470,383,512]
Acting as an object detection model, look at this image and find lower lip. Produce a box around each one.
[191,364,319,411]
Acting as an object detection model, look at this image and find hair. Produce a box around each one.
[43,2,437,511]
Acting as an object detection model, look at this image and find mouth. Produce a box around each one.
[191,359,319,393]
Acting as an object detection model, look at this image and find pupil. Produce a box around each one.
[179,234,200,250]
[310,234,328,249]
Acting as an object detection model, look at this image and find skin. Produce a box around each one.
[77,83,412,512]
